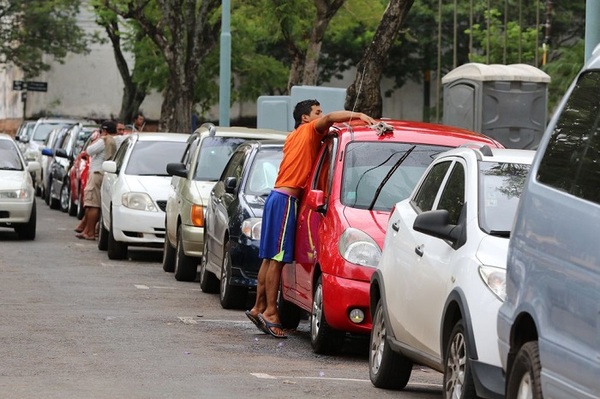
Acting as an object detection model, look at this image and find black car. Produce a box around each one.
[46,123,97,213]
[201,140,284,309]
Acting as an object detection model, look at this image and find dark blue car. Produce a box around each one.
[201,140,284,309]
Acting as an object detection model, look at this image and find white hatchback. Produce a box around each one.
[99,133,188,260]
[369,145,534,399]
[0,133,41,240]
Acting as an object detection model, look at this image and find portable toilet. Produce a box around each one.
[442,63,550,149]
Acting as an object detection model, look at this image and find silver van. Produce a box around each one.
[497,47,600,398]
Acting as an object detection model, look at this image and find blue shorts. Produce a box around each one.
[259,190,298,263]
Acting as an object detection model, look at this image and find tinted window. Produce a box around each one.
[437,162,465,225]
[194,137,248,181]
[33,123,65,141]
[125,141,186,176]
[245,148,283,196]
[341,142,449,211]
[537,71,600,205]
[479,161,530,234]
[413,161,452,212]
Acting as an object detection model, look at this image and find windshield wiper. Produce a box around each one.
[368,146,416,211]
[489,230,510,238]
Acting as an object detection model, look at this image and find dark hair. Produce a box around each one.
[293,99,320,129]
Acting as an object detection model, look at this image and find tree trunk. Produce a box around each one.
[345,0,415,117]
[160,70,195,133]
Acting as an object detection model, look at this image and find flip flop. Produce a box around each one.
[245,310,267,334]
[76,233,95,241]
[258,313,287,339]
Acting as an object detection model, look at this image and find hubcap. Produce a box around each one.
[370,306,385,374]
[516,373,533,399]
[61,185,69,209]
[311,283,323,340]
[220,253,229,299]
[445,332,466,399]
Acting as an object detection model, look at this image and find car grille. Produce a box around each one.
[156,201,167,212]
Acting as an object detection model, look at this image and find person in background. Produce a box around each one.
[74,121,118,240]
[129,112,145,132]
[245,99,376,338]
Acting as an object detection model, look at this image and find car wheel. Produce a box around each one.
[35,183,42,197]
[59,181,70,212]
[310,275,345,354]
[278,282,302,330]
[219,240,247,309]
[68,186,77,216]
[369,298,412,389]
[506,341,543,399]
[97,214,108,251]
[199,239,219,293]
[107,213,127,260]
[14,200,36,240]
[443,319,476,399]
[76,187,85,220]
[174,224,198,282]
[44,180,51,205]
[162,224,176,272]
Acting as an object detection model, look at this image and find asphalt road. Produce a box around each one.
[0,200,443,398]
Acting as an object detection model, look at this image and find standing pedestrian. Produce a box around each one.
[245,100,376,338]
[74,120,118,240]
[129,112,145,132]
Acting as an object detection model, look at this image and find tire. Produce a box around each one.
[76,187,85,220]
[443,319,476,399]
[162,225,176,272]
[97,215,108,251]
[278,283,302,330]
[107,213,127,260]
[369,298,412,389]
[219,240,247,309]
[14,200,36,240]
[199,239,219,293]
[506,341,543,399]
[44,179,51,205]
[310,275,345,354]
[174,224,198,281]
[59,181,70,212]
[68,186,77,216]
[49,179,60,210]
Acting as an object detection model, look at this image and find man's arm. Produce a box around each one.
[315,111,376,134]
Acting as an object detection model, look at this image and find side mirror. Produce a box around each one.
[224,177,237,194]
[166,162,188,178]
[41,147,53,156]
[55,148,68,159]
[26,161,41,173]
[102,160,117,174]
[306,189,326,213]
[413,209,463,248]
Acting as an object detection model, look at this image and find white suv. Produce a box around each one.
[369,145,534,398]
[163,123,288,281]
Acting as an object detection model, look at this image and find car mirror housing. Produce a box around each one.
[55,148,68,159]
[41,147,53,156]
[102,160,117,174]
[413,209,462,247]
[166,162,188,178]
[224,177,237,194]
[306,189,326,213]
[26,161,41,173]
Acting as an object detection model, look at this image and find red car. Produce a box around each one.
[68,134,93,219]
[279,119,503,354]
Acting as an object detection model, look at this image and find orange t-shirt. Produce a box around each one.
[275,119,325,190]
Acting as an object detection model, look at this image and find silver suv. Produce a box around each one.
[162,123,288,281]
[497,46,600,398]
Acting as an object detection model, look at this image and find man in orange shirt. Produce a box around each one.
[246,99,375,338]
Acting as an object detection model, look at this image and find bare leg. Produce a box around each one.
[75,213,87,232]
[249,259,269,317]
[262,259,284,325]
[82,207,100,238]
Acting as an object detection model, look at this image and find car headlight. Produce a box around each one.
[241,218,262,240]
[478,265,506,301]
[0,189,32,201]
[121,192,157,211]
[338,227,381,267]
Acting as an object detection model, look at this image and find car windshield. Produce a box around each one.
[194,136,248,181]
[125,140,187,176]
[0,141,24,170]
[342,142,450,211]
[478,161,531,234]
[33,122,68,142]
[244,148,283,196]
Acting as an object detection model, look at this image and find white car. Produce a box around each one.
[0,133,41,240]
[99,133,188,260]
[163,123,288,281]
[368,145,534,399]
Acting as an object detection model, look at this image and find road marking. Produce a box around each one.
[250,373,442,388]
[132,285,202,291]
[134,284,149,289]
[178,317,198,325]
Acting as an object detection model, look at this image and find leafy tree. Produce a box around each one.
[0,0,89,78]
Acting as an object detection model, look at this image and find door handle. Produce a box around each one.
[415,244,424,257]
[392,222,399,232]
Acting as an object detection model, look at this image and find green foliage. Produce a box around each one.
[0,0,89,78]
[542,39,584,112]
